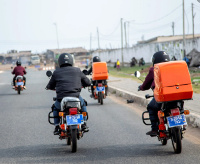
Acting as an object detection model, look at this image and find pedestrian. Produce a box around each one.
[116,59,120,71]
[44,60,46,66]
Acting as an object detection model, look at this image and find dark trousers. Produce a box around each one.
[147,98,162,131]
[13,76,26,86]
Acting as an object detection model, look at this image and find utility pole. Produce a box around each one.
[172,22,175,36]
[124,22,127,48]
[127,21,130,47]
[192,3,195,42]
[121,18,124,67]
[53,23,59,50]
[97,27,100,50]
[182,0,186,59]
[90,33,92,54]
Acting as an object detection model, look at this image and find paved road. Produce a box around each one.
[0,69,200,164]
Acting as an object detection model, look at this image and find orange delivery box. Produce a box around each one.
[92,62,109,81]
[154,61,193,102]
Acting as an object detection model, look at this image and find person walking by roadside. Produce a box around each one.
[116,59,120,71]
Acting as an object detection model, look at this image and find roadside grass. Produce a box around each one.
[108,65,150,83]
[108,66,200,93]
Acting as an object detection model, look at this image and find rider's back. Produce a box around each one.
[49,66,89,100]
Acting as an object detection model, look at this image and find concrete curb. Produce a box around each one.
[108,86,200,128]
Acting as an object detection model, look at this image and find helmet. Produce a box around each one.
[58,53,73,67]
[152,51,170,65]
[16,61,21,66]
[93,56,101,62]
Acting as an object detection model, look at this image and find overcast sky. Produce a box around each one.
[0,0,200,53]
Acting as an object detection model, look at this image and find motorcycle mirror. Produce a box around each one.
[46,70,52,77]
[11,67,13,69]
[25,67,27,69]
[134,71,141,78]
[85,66,88,69]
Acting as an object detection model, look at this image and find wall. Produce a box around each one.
[92,38,200,63]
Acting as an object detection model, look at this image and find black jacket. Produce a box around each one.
[46,66,91,100]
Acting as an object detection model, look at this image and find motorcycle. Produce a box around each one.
[135,70,191,154]
[90,79,108,105]
[46,70,88,153]
[13,75,25,94]
[82,69,108,105]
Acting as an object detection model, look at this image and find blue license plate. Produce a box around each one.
[17,82,24,86]
[167,114,187,128]
[66,114,84,125]
[96,87,105,92]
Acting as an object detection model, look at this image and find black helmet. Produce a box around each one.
[152,51,170,65]
[93,56,101,62]
[58,53,73,67]
[16,61,21,66]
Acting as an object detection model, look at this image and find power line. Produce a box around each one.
[128,4,182,25]
[99,23,120,37]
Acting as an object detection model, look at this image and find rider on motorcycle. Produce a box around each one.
[46,53,91,135]
[138,51,170,136]
[12,61,27,89]
[85,56,108,97]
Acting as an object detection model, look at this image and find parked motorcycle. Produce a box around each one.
[13,75,25,94]
[135,61,193,154]
[46,70,88,153]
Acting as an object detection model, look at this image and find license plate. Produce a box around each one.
[17,82,24,86]
[66,114,84,125]
[96,87,105,92]
[167,114,187,128]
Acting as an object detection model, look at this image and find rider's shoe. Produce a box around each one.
[90,94,94,98]
[54,125,60,135]
[12,86,15,89]
[23,86,26,89]
[82,123,89,132]
[146,130,158,136]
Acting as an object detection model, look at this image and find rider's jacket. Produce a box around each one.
[12,66,26,76]
[46,66,91,100]
[140,67,155,91]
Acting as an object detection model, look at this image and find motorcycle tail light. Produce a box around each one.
[59,112,64,117]
[105,85,107,87]
[18,79,22,82]
[184,110,190,115]
[171,108,180,116]
[60,124,65,130]
[69,108,77,115]
[98,83,102,87]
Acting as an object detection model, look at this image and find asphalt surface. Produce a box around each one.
[0,68,200,164]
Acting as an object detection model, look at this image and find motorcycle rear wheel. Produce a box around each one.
[18,86,21,94]
[100,92,103,105]
[71,129,77,152]
[171,127,182,154]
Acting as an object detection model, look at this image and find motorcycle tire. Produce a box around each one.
[100,92,103,105]
[18,86,21,94]
[161,138,167,145]
[71,129,77,152]
[98,92,100,103]
[171,127,182,154]
[66,137,71,145]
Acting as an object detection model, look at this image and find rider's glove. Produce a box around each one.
[138,85,141,91]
